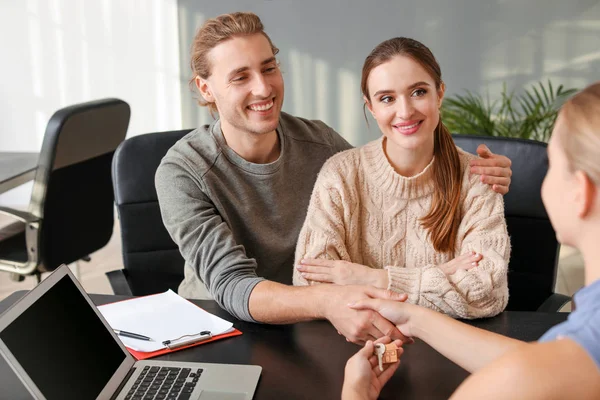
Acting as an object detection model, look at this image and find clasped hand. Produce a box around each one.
[321,285,412,345]
[342,299,417,400]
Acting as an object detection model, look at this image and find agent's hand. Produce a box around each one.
[470,144,512,195]
[342,337,403,400]
[297,259,387,288]
[438,251,482,276]
[349,298,419,338]
[322,285,410,345]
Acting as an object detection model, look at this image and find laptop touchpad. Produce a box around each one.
[199,391,247,400]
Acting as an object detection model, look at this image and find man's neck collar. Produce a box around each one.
[214,119,282,165]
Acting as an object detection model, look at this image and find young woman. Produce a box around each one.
[293,37,510,320]
[342,82,600,400]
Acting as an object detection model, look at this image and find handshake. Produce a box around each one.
[332,293,425,400]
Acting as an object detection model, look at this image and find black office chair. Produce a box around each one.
[107,129,192,296]
[452,134,570,312]
[0,98,130,280]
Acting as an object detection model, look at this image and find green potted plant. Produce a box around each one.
[442,80,577,142]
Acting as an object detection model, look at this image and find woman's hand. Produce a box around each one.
[342,337,403,400]
[296,259,388,288]
[439,251,482,276]
[349,299,417,338]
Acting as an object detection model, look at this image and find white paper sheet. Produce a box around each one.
[98,290,233,352]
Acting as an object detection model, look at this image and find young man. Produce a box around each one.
[155,12,513,343]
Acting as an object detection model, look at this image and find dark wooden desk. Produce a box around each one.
[0,152,38,194]
[0,292,567,400]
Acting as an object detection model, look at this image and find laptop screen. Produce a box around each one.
[0,273,126,399]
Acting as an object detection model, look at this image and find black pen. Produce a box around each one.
[113,329,154,341]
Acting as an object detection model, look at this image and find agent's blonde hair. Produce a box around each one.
[189,12,279,114]
[559,82,600,185]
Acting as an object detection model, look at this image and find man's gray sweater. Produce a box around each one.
[155,112,352,321]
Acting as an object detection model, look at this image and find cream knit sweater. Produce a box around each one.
[293,138,510,319]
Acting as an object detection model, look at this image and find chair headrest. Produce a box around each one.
[112,129,193,205]
[452,135,549,219]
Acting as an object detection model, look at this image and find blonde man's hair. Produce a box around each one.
[189,12,279,114]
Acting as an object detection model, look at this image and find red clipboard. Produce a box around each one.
[100,293,243,361]
[126,328,243,360]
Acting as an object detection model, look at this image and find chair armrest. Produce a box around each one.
[0,207,39,223]
[106,269,133,296]
[537,293,571,312]
[0,207,40,275]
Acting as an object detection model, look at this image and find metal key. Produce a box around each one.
[374,343,386,371]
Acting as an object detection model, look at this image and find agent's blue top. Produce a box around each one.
[540,279,600,370]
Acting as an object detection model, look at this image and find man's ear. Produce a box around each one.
[364,96,375,120]
[438,81,446,109]
[574,170,596,219]
[195,76,214,103]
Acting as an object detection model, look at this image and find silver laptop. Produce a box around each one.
[0,265,261,400]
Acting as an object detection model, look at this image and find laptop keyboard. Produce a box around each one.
[125,366,203,400]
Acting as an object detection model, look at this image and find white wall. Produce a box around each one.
[177,0,600,146]
[3,0,599,206]
[0,0,182,205]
